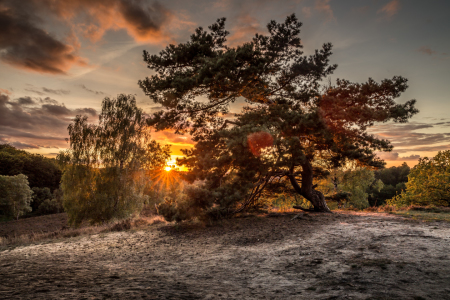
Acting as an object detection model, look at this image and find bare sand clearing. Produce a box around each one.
[1,212,450,299]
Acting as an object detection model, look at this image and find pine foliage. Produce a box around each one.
[140,14,418,220]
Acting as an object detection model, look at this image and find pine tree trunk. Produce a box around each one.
[288,160,331,213]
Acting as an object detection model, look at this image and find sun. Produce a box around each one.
[164,166,171,172]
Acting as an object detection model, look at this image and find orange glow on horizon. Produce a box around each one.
[165,166,171,172]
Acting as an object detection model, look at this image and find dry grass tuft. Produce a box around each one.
[148,215,167,225]
[109,219,132,232]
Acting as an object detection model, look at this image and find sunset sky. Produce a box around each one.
[1,0,449,167]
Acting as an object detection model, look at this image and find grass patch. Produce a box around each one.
[365,205,450,222]
[390,210,450,222]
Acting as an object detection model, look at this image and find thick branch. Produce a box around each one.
[218,120,240,130]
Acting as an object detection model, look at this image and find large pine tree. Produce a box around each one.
[139,14,418,219]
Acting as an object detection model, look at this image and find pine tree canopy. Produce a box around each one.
[139,14,418,218]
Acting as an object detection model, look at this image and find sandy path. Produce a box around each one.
[1,212,450,299]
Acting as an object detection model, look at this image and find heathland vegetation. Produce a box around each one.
[1,14,449,227]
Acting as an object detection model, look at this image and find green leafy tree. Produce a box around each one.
[340,168,383,209]
[0,174,33,220]
[390,151,450,207]
[139,15,418,220]
[317,166,383,209]
[367,163,410,206]
[31,187,52,212]
[59,94,171,226]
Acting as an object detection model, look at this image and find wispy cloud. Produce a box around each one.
[80,84,105,95]
[24,86,70,96]
[0,88,12,95]
[228,13,263,46]
[42,88,70,95]
[315,0,335,21]
[370,122,450,161]
[418,46,437,56]
[302,7,312,19]
[372,120,448,163]
[378,0,401,18]
[417,46,448,60]
[7,141,40,150]
[377,152,420,161]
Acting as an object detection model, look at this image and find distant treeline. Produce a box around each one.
[0,144,61,191]
[0,144,63,219]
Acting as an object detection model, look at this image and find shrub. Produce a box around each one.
[59,94,170,226]
[37,199,63,215]
[0,174,33,220]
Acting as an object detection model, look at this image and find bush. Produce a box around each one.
[0,174,33,220]
[31,187,52,213]
[61,165,149,225]
[37,199,63,215]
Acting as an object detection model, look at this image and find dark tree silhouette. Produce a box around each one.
[139,14,418,219]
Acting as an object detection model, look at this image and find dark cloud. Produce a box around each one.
[0,0,173,74]
[117,0,170,40]
[0,1,87,74]
[17,96,35,105]
[0,93,97,149]
[0,126,65,141]
[80,84,105,95]
[39,97,59,105]
[44,0,173,42]
[74,108,98,116]
[0,94,68,130]
[42,104,73,116]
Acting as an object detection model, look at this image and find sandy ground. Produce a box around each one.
[1,211,450,299]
